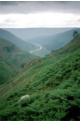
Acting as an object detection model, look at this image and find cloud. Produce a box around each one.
[0,12,80,28]
[0,1,80,28]
[0,1,80,14]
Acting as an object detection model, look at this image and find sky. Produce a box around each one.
[0,1,80,28]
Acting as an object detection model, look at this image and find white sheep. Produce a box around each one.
[19,94,30,101]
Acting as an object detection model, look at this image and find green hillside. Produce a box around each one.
[0,38,34,85]
[0,34,80,121]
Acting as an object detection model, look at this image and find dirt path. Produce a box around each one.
[29,44,43,54]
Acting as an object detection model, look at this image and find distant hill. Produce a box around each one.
[6,28,70,41]
[0,29,37,53]
[0,29,50,57]
[6,28,80,53]
[28,28,80,51]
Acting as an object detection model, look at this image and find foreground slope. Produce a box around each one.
[0,38,33,85]
[0,34,80,121]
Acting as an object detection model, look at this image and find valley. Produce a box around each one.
[0,28,80,121]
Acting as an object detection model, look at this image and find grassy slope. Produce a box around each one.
[0,35,80,121]
[0,38,34,85]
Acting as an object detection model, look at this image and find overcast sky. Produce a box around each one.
[0,1,80,28]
